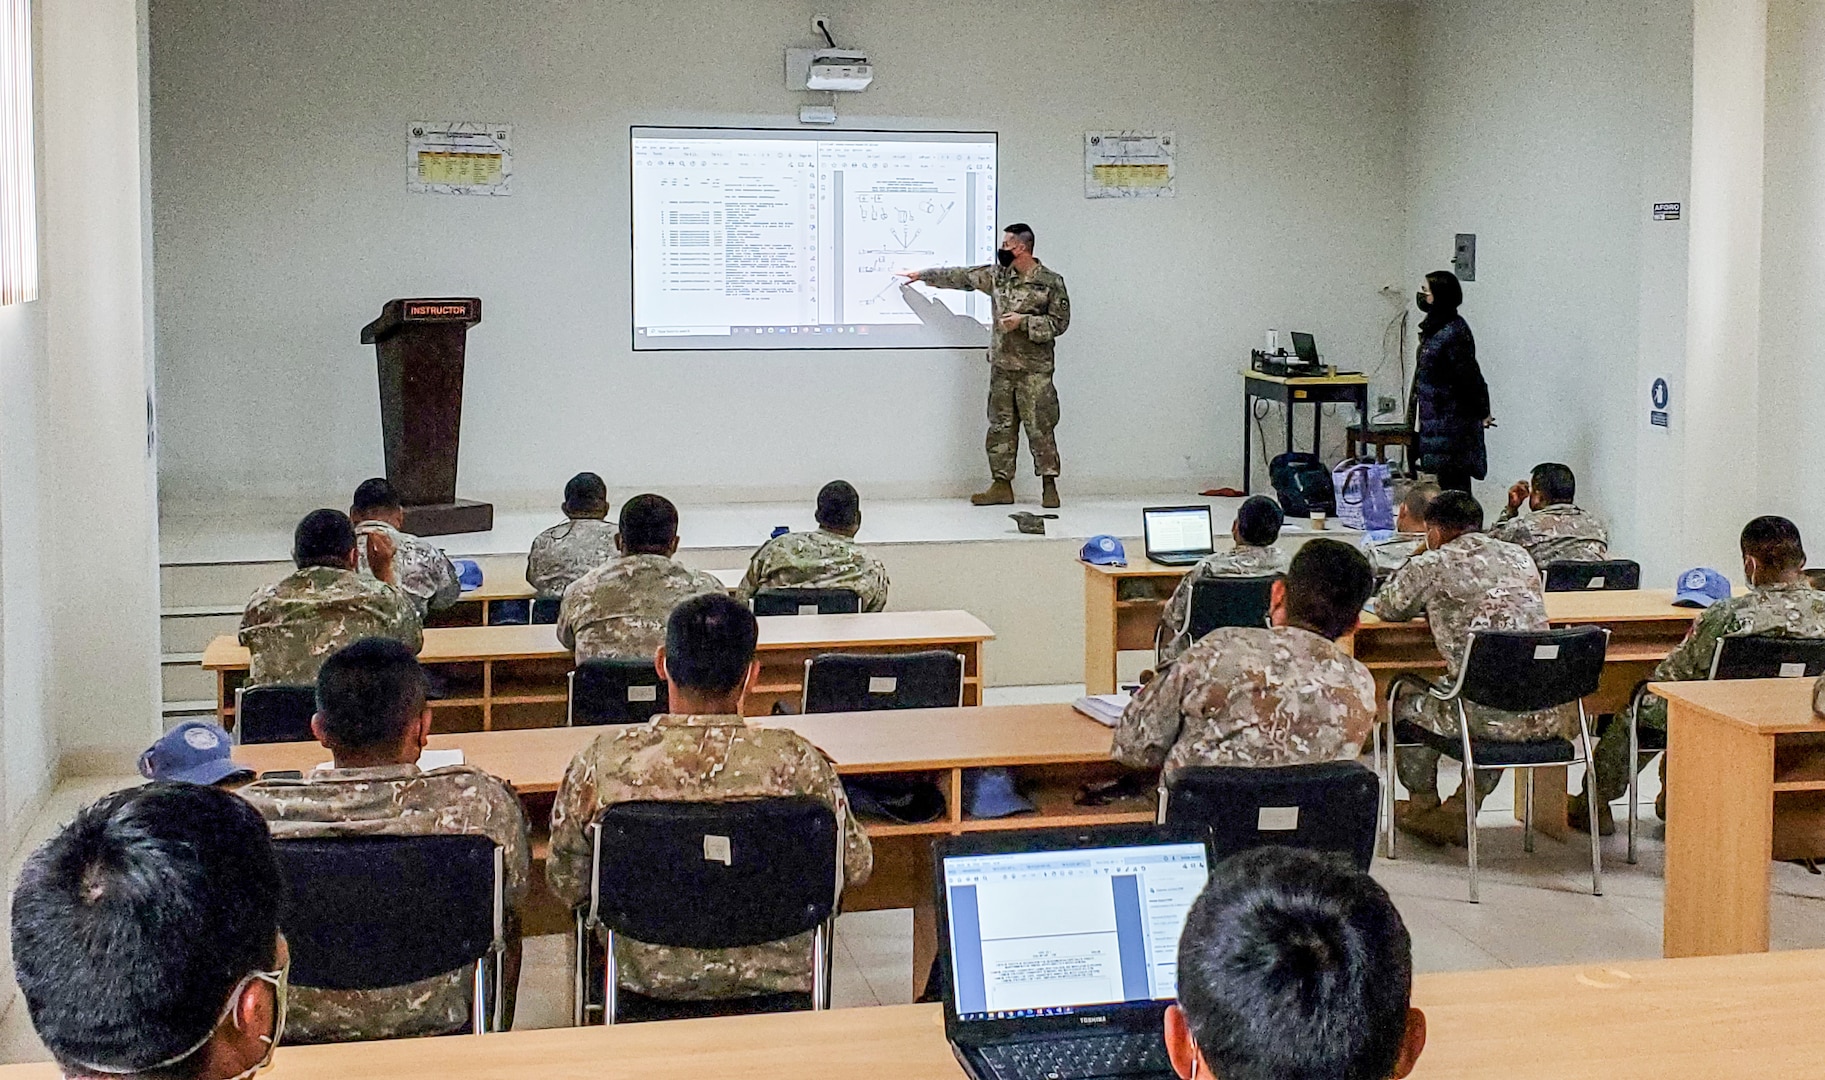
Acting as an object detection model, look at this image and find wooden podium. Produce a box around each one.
[361,298,493,536]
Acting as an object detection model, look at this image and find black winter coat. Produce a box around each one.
[1413,311,1489,481]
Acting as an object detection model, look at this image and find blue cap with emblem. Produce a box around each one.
[138,721,254,786]
[1673,567,1732,608]
[1079,534,1127,566]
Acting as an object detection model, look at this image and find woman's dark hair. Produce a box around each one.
[1424,270,1464,312]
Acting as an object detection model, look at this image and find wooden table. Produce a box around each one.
[1658,678,1825,958]
[1240,368,1370,494]
[7,951,1825,1077]
[203,610,994,729]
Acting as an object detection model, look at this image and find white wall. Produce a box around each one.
[147,0,1414,514]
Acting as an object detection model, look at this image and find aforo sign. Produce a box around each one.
[403,300,478,321]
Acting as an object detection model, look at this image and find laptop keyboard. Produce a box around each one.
[979,1034,1171,1080]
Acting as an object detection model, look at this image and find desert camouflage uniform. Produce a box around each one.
[1590,581,1825,804]
[1156,545,1290,665]
[918,262,1070,479]
[1371,532,1573,800]
[527,517,619,598]
[1815,672,1825,717]
[239,567,422,687]
[1362,532,1428,576]
[1488,503,1609,565]
[354,520,461,616]
[737,529,890,612]
[238,763,531,1041]
[1116,625,1376,784]
[547,714,872,999]
[557,554,726,662]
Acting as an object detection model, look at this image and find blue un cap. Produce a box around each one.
[453,559,484,592]
[138,721,254,786]
[1673,567,1732,608]
[1080,535,1127,566]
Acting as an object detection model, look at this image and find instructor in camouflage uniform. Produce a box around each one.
[904,223,1071,508]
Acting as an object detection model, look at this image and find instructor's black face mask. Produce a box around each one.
[1415,291,1431,312]
[997,248,1016,267]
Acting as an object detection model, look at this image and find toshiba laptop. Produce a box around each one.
[1141,506,1215,567]
[936,825,1214,1080]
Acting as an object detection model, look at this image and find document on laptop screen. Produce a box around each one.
[943,843,1209,1020]
[1144,510,1212,555]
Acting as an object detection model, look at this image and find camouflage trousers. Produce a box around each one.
[1392,686,1572,803]
[1585,695,1668,806]
[987,368,1060,479]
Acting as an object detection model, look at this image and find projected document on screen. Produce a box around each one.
[631,127,997,350]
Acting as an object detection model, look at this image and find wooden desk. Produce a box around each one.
[1658,678,1825,958]
[202,610,994,728]
[1240,368,1370,494]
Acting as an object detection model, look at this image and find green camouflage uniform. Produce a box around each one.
[918,261,1070,479]
[1371,532,1573,800]
[238,763,531,1041]
[1362,532,1427,576]
[354,520,461,616]
[736,529,890,613]
[1590,580,1825,804]
[1155,544,1290,665]
[1488,503,1609,565]
[557,554,727,662]
[527,517,619,599]
[239,566,423,687]
[1116,625,1376,784]
[547,714,873,999]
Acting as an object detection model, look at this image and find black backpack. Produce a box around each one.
[1269,452,1335,517]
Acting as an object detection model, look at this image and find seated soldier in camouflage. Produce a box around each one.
[1361,482,1440,577]
[1574,516,1825,834]
[548,593,872,1008]
[558,493,726,662]
[736,480,890,612]
[1156,496,1291,665]
[1373,490,1568,847]
[239,637,531,1042]
[1487,462,1608,566]
[527,471,619,598]
[1116,539,1377,784]
[240,509,422,687]
[350,477,461,618]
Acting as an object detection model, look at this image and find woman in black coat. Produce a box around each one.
[1412,270,1491,493]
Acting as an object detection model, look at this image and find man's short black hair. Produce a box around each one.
[11,783,281,1079]
[665,593,758,695]
[1530,463,1576,505]
[620,493,680,553]
[351,476,402,516]
[1424,489,1483,533]
[816,480,862,532]
[1742,515,1806,573]
[316,636,427,750]
[293,508,357,569]
[1236,495,1285,548]
[1002,223,1035,251]
[564,472,609,516]
[1284,539,1375,640]
[1178,847,1412,1080]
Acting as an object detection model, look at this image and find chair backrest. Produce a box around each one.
[589,797,838,949]
[1710,635,1825,681]
[569,659,668,726]
[273,834,501,990]
[1184,575,1279,643]
[801,651,964,713]
[1454,626,1609,714]
[531,597,562,624]
[1162,762,1379,871]
[752,588,863,616]
[1541,560,1641,592]
[236,684,319,745]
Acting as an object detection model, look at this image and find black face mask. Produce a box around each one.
[997,248,1016,268]
[1415,291,1432,312]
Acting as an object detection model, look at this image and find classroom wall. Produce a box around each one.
[146,0,1414,515]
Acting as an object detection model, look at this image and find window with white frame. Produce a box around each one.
[0,0,35,306]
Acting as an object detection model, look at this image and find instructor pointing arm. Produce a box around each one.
[903,223,1071,507]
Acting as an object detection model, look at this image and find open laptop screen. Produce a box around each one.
[1143,507,1213,558]
[941,842,1210,1022]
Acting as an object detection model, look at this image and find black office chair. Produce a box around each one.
[1155,574,1279,662]
[1160,762,1380,871]
[801,651,964,713]
[235,684,318,744]
[575,797,840,1025]
[275,835,506,1036]
[1375,625,1609,902]
[1621,634,1825,863]
[1542,560,1641,592]
[486,598,562,626]
[752,588,863,616]
[568,659,668,726]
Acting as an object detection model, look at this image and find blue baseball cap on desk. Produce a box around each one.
[139,721,254,786]
[1080,535,1127,566]
[1673,567,1732,608]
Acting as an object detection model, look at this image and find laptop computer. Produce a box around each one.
[1142,506,1215,566]
[936,825,1214,1080]
[1289,331,1321,368]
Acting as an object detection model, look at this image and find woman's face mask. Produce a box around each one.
[1416,289,1432,311]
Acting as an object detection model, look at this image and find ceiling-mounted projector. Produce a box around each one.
[786,47,873,92]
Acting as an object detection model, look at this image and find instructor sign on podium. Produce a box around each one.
[360,298,492,537]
